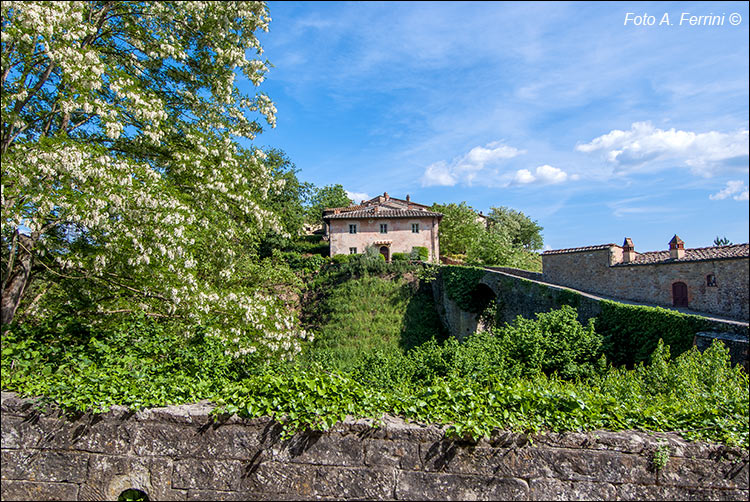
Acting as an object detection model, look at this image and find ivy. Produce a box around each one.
[441,265,488,312]
[597,300,712,367]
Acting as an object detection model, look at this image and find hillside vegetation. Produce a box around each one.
[3,255,748,447]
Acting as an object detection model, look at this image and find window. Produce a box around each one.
[349,247,357,255]
[706,274,717,287]
[349,224,357,234]
[411,223,419,233]
[380,223,388,234]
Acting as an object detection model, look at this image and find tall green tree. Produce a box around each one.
[487,206,544,251]
[431,202,484,255]
[713,236,732,246]
[306,184,352,226]
[1,2,309,358]
[260,148,313,246]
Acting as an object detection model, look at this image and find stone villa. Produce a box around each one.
[542,235,749,321]
[323,193,443,263]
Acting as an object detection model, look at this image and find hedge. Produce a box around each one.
[597,300,711,367]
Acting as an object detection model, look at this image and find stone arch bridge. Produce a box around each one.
[431,266,748,341]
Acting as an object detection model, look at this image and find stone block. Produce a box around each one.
[172,458,245,491]
[133,422,262,459]
[363,438,420,470]
[659,456,749,489]
[1,411,133,455]
[273,433,363,466]
[395,471,528,501]
[420,441,550,478]
[1,449,88,483]
[616,483,749,501]
[1,414,24,449]
[529,478,616,500]
[239,461,317,496]
[80,454,185,501]
[0,480,79,501]
[310,466,395,499]
[529,447,655,484]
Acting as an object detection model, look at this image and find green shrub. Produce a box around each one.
[597,300,711,367]
[411,246,429,261]
[2,310,747,447]
[392,252,409,261]
[331,253,353,264]
[495,306,603,380]
[290,238,329,256]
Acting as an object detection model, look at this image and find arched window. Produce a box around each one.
[706,274,717,287]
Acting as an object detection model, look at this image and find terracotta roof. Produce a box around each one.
[542,244,616,255]
[323,209,443,220]
[615,244,749,266]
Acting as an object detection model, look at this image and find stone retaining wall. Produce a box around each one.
[1,392,748,501]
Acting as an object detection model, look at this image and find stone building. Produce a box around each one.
[323,192,443,263]
[542,235,749,321]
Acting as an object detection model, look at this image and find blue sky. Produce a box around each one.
[247,1,749,252]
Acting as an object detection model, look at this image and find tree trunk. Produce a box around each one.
[1,233,34,327]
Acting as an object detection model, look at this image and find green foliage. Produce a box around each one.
[306,184,352,226]
[392,252,409,261]
[332,254,353,264]
[118,489,149,502]
[1,316,261,412]
[272,250,327,275]
[713,236,732,246]
[2,308,748,447]
[431,201,542,271]
[486,206,544,251]
[597,300,710,367]
[441,265,488,312]
[652,442,671,471]
[431,202,484,255]
[289,237,330,257]
[259,149,314,248]
[302,275,444,371]
[494,306,603,380]
[411,246,429,261]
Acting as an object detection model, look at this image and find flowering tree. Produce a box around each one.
[1,1,309,357]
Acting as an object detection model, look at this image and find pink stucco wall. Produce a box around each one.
[328,217,440,262]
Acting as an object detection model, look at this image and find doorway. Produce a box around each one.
[672,282,688,307]
[379,246,390,262]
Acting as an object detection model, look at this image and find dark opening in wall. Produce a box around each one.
[118,488,149,502]
[468,283,496,314]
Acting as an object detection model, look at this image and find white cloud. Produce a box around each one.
[576,122,749,177]
[421,161,457,186]
[345,190,370,203]
[511,164,570,185]
[709,180,749,201]
[421,142,525,187]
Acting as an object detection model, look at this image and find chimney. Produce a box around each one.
[384,192,389,200]
[669,235,685,259]
[622,237,635,263]
[406,194,410,202]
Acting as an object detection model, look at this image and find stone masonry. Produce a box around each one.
[2,392,748,501]
[542,238,749,321]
